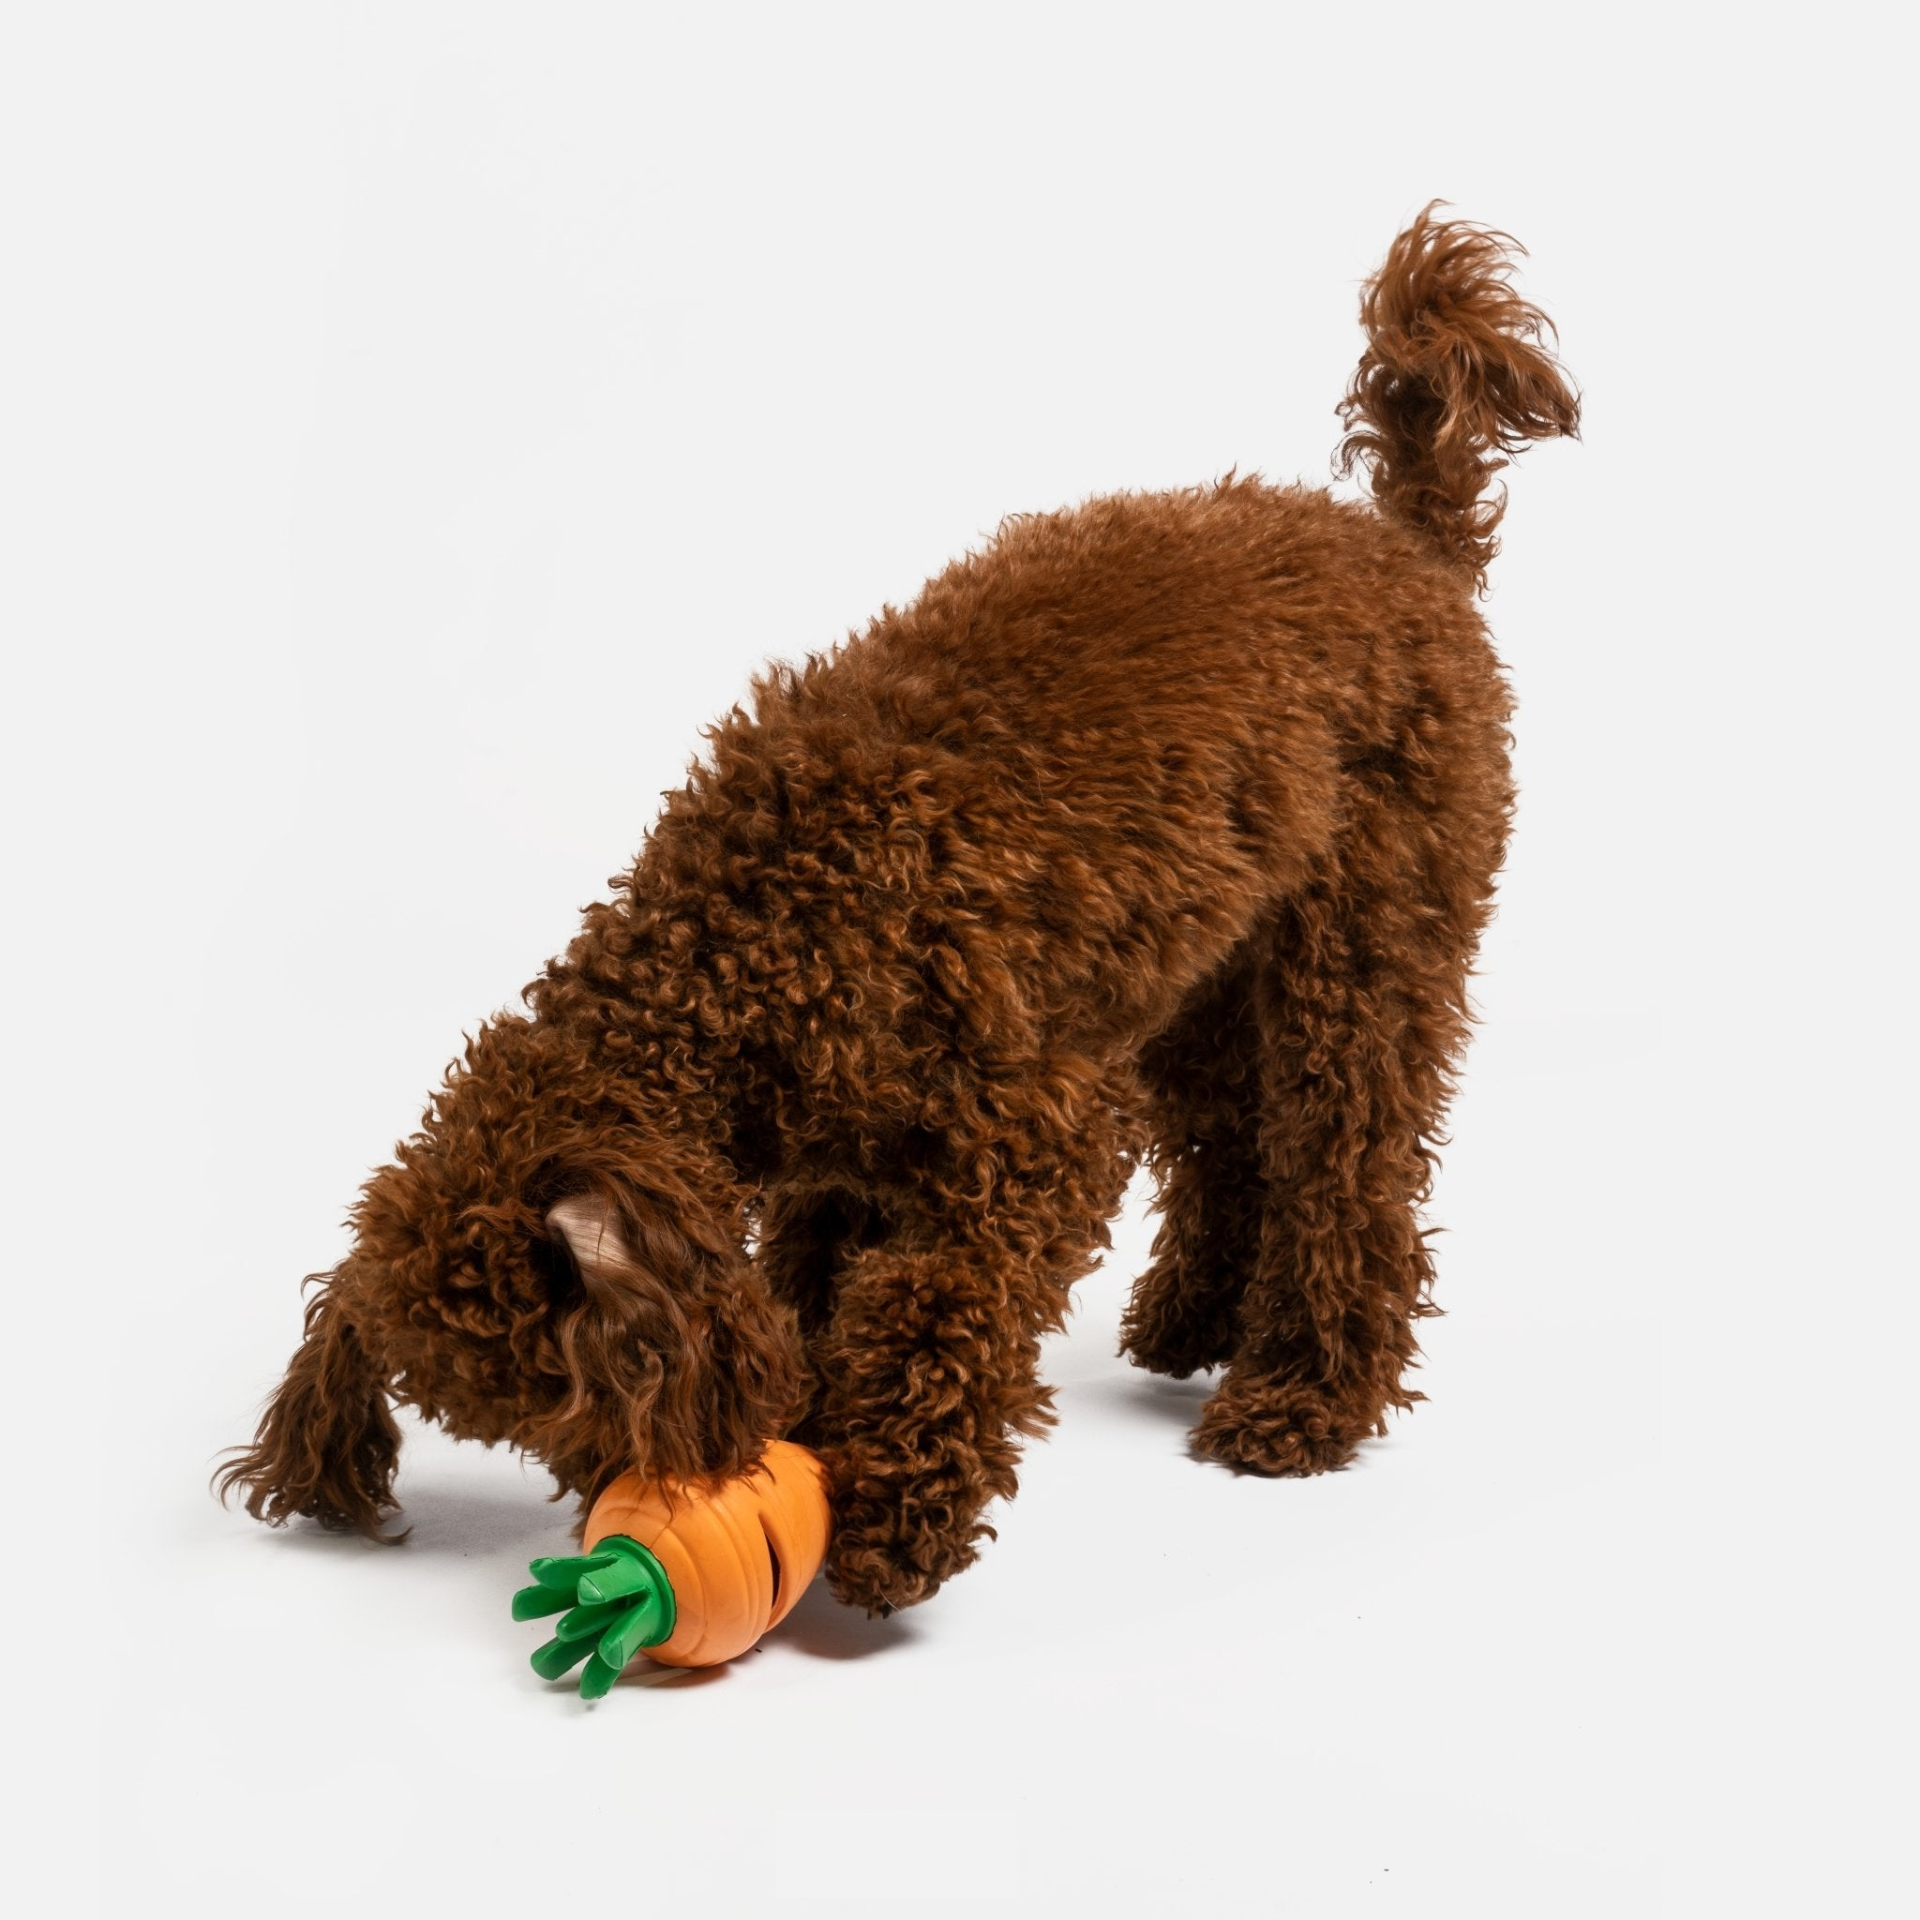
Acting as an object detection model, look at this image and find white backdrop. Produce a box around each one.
[8,6,1911,1916]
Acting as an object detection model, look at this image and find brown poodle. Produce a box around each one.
[222,205,1578,1615]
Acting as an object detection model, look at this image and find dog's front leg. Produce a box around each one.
[811,1237,1060,1615]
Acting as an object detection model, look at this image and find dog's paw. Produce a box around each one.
[823,1494,981,1617]
[1191,1378,1366,1477]
[824,1548,923,1617]
[1118,1285,1238,1380]
[1121,1326,1235,1380]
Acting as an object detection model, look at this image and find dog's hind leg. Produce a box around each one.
[1120,947,1267,1379]
[1194,776,1506,1474]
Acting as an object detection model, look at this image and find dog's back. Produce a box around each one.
[647,204,1580,1080]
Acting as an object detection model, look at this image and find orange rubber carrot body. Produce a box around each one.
[513,1439,833,1693]
[583,1439,831,1668]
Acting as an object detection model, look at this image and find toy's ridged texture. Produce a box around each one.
[514,1440,832,1692]
[586,1439,830,1667]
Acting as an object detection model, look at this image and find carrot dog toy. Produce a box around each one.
[512,1440,831,1696]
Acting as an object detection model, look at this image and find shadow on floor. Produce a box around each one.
[226,1472,568,1565]
[776,1574,921,1662]
[1069,1366,1216,1428]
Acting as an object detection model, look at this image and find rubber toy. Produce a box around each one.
[512,1440,831,1696]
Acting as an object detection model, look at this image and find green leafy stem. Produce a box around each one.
[512,1535,678,1700]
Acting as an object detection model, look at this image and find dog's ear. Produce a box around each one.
[535,1179,805,1498]
[547,1191,642,1288]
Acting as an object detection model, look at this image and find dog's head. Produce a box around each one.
[527,1165,806,1499]
[346,1033,805,1502]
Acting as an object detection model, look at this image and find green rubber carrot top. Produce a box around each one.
[511,1535,676,1700]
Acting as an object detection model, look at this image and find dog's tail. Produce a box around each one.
[1336,202,1579,591]
[214,1278,405,1540]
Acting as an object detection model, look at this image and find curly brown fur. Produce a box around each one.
[218,1282,405,1537]
[1337,201,1580,590]
[222,209,1575,1613]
